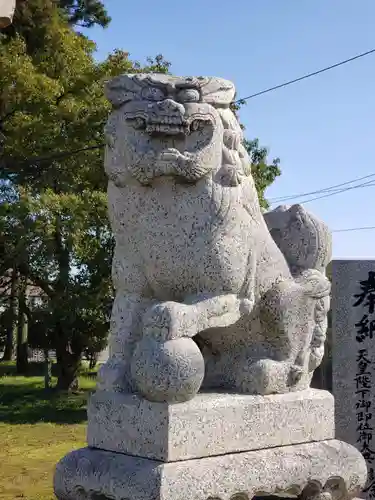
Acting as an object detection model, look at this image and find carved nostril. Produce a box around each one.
[134,117,147,130]
[157,98,185,114]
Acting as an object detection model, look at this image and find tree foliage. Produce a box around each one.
[2,0,109,42]
[0,0,280,388]
[244,138,281,209]
[231,100,281,209]
[0,0,170,388]
[59,0,110,28]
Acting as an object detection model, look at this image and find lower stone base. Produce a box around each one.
[54,440,367,500]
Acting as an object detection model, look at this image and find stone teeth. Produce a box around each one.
[146,117,185,128]
[145,122,186,135]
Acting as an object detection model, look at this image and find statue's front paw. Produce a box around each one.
[217,164,244,187]
[97,357,130,392]
[239,297,254,315]
[296,269,331,298]
[143,302,185,341]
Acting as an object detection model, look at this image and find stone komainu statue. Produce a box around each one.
[54,74,365,500]
[98,74,332,403]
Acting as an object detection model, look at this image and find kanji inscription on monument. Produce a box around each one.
[333,260,375,498]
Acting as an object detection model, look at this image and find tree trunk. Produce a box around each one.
[55,331,81,391]
[44,348,52,390]
[1,268,19,361]
[56,347,81,391]
[52,207,82,391]
[88,352,98,370]
[16,276,29,374]
[16,312,28,373]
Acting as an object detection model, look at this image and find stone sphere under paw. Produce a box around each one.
[131,337,204,403]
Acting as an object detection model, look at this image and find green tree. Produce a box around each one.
[16,275,29,373]
[1,0,109,42]
[231,100,282,209]
[59,0,110,27]
[0,0,279,389]
[0,1,170,389]
[0,271,19,361]
[244,138,281,210]
[0,183,26,363]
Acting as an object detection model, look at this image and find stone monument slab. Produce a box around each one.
[333,259,375,499]
[87,389,335,461]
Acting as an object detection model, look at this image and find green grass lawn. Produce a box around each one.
[0,362,96,500]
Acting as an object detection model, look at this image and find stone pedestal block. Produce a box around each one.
[54,440,366,500]
[87,389,335,461]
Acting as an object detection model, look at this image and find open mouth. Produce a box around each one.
[157,148,180,158]
[126,115,213,136]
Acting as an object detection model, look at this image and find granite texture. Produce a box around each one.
[54,440,367,500]
[264,204,332,373]
[96,73,333,403]
[131,336,205,402]
[263,204,332,276]
[87,389,335,461]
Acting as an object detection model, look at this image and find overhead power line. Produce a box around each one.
[1,48,374,168]
[0,144,105,179]
[234,48,375,103]
[3,150,375,235]
[333,226,375,233]
[270,175,375,206]
[3,147,375,209]
[270,173,375,203]
[20,144,104,165]
[300,180,375,203]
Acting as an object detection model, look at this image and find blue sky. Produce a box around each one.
[85,0,375,258]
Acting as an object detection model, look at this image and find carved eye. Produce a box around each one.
[177,88,200,102]
[141,86,166,101]
[133,117,147,130]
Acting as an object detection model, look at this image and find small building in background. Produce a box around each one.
[0,269,45,315]
[0,0,16,28]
